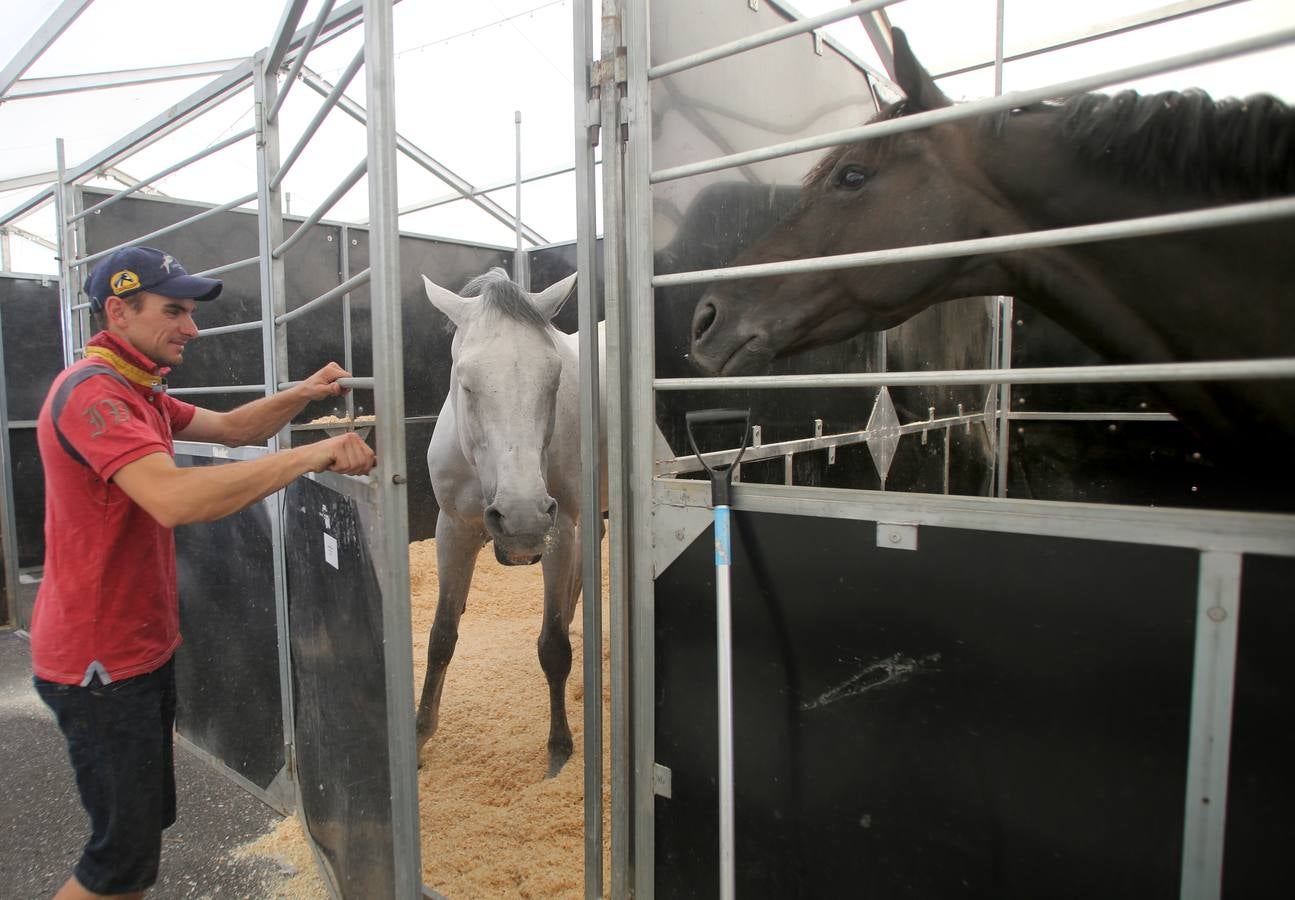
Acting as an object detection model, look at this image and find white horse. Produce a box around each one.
[416,267,604,777]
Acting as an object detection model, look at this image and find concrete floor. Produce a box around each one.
[0,629,304,899]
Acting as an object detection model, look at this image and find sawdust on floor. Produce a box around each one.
[237,536,613,899]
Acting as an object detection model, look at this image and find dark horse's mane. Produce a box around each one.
[805,91,1295,199]
[1055,89,1295,197]
[459,266,549,331]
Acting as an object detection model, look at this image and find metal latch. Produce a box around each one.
[876,523,918,551]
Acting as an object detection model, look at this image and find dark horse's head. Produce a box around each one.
[690,29,984,375]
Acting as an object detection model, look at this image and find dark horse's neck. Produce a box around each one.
[969,92,1295,459]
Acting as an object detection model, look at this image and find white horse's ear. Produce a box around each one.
[530,271,578,321]
[422,274,474,327]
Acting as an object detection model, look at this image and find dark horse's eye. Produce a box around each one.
[834,165,873,190]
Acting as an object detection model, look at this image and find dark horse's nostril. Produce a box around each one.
[693,301,717,340]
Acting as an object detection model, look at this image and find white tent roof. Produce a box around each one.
[2,0,1291,275]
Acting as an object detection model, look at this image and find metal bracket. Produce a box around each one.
[813,31,825,56]
[876,522,918,551]
[654,763,673,798]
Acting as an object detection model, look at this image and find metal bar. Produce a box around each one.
[276,268,370,324]
[0,188,55,231]
[650,26,1295,183]
[0,301,19,626]
[277,376,373,391]
[1179,551,1242,900]
[654,479,1295,557]
[197,319,263,338]
[64,60,257,185]
[0,230,8,272]
[270,46,365,191]
[392,162,583,220]
[340,225,355,423]
[71,128,256,223]
[650,0,897,80]
[362,0,421,893]
[297,66,548,244]
[1009,411,1178,422]
[573,0,604,892]
[657,411,979,476]
[194,255,260,279]
[513,111,528,285]
[267,0,336,122]
[652,196,1295,287]
[621,0,659,895]
[993,0,1006,96]
[658,358,1295,392]
[934,0,1247,80]
[0,0,94,99]
[71,192,258,269]
[264,0,310,76]
[272,158,366,258]
[0,171,57,192]
[0,224,56,251]
[996,298,1013,498]
[8,58,248,100]
[252,52,297,827]
[54,141,75,368]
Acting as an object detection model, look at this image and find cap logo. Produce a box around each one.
[110,269,141,295]
[160,254,176,273]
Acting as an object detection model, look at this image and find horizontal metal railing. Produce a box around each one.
[273,158,366,259]
[266,0,338,124]
[69,128,256,223]
[648,0,899,80]
[71,191,258,268]
[657,359,1295,392]
[654,196,1295,288]
[651,27,1295,183]
[276,268,369,325]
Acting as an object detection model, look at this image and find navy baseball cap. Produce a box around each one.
[85,246,223,311]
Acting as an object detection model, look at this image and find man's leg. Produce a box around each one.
[36,659,177,898]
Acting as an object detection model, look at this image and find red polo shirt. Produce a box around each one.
[31,332,197,685]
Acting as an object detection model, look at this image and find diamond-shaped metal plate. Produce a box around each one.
[865,386,901,483]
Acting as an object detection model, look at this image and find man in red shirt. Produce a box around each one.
[31,245,377,900]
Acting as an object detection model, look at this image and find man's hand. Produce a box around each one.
[299,432,377,475]
[298,362,353,402]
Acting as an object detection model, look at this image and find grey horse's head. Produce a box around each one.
[423,267,577,565]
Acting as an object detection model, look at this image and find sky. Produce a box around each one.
[1,0,1292,275]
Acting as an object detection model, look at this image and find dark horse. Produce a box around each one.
[690,29,1295,471]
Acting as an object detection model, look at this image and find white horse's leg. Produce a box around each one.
[415,511,485,762]
[538,513,582,777]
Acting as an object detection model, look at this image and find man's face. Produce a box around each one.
[111,291,200,367]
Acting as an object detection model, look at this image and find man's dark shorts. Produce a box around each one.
[34,657,177,894]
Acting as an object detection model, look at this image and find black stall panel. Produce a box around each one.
[2,274,65,578]
[284,476,395,898]
[174,456,284,799]
[655,511,1215,899]
[1008,303,1291,513]
[82,193,347,414]
[1222,553,1295,900]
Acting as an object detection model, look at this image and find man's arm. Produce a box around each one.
[112,432,376,528]
[175,362,353,447]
